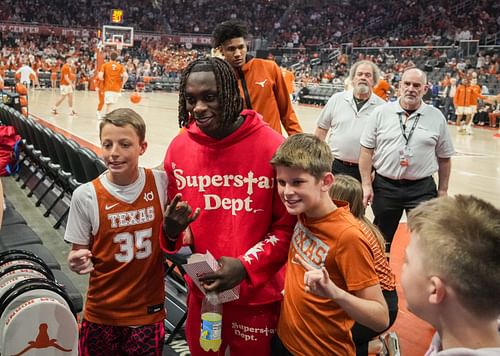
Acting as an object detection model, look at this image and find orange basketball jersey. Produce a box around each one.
[60,64,73,86]
[84,169,165,326]
[102,60,125,92]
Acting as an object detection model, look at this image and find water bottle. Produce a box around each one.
[200,292,222,352]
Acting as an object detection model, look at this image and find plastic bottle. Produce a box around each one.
[200,292,222,352]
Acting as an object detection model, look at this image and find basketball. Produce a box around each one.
[16,83,28,95]
[130,92,141,104]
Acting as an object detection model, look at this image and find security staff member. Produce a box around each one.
[315,60,385,181]
[359,67,454,253]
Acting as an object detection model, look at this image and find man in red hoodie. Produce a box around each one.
[161,57,296,356]
[212,20,302,136]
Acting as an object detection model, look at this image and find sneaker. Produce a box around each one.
[69,110,78,117]
[466,126,473,135]
[51,108,58,115]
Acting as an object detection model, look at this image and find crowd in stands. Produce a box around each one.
[0,0,498,48]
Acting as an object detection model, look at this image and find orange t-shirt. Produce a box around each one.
[84,169,165,326]
[101,60,125,92]
[373,79,391,101]
[278,202,379,356]
[60,64,73,86]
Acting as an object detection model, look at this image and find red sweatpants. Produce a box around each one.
[185,293,280,356]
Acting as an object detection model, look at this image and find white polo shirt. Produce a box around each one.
[360,100,455,180]
[316,89,385,162]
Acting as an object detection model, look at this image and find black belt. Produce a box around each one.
[335,159,358,167]
[376,173,432,185]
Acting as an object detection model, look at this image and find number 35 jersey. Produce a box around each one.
[65,168,166,326]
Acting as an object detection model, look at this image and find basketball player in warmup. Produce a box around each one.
[65,108,166,355]
[98,52,128,114]
[212,20,302,135]
[51,56,77,117]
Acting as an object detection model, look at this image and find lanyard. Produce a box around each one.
[398,112,421,146]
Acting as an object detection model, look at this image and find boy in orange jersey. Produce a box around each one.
[98,52,128,114]
[270,133,388,356]
[65,108,167,355]
[52,56,77,116]
[403,195,500,355]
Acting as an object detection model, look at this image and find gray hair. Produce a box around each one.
[349,60,381,86]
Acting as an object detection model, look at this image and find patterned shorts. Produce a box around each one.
[79,319,165,355]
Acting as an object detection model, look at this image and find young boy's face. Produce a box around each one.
[401,232,431,320]
[276,166,331,218]
[100,123,146,185]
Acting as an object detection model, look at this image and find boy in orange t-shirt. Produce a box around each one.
[270,133,388,356]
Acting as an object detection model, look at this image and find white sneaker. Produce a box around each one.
[466,126,473,135]
[69,110,78,117]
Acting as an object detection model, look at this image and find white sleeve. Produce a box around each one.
[64,183,99,245]
[152,169,167,212]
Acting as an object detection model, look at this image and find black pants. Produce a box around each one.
[352,289,399,356]
[372,174,437,251]
[332,159,361,182]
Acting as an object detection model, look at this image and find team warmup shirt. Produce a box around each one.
[238,58,302,135]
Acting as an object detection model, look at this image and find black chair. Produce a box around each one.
[25,122,60,198]
[18,117,45,189]
[164,248,191,344]
[77,147,106,182]
[33,127,69,207]
[41,132,75,219]
[52,138,86,229]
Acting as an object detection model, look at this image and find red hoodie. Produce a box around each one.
[162,110,296,306]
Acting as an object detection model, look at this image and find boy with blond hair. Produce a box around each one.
[270,133,388,355]
[65,108,166,355]
[404,195,500,355]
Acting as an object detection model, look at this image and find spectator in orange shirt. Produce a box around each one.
[52,56,77,117]
[98,52,128,114]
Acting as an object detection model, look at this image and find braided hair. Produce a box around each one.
[178,57,242,129]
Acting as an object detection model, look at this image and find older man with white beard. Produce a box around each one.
[315,60,385,181]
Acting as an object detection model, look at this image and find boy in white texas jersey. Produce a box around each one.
[65,108,167,355]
